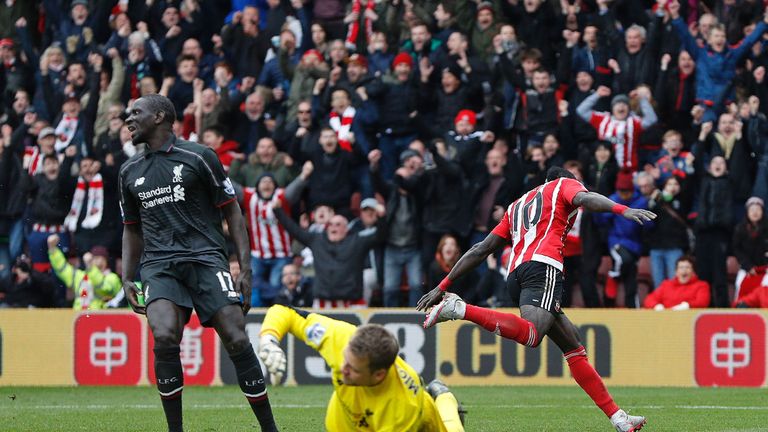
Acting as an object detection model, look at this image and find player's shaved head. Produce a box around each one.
[349,324,399,372]
[141,94,176,124]
[546,166,576,182]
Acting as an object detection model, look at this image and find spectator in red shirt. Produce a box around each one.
[643,256,710,310]
[735,285,768,308]
[201,126,243,174]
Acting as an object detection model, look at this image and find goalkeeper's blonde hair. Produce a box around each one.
[348,324,399,373]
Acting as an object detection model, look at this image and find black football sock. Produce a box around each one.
[154,346,184,432]
[230,343,278,431]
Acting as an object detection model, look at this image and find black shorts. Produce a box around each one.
[508,261,564,314]
[141,260,241,326]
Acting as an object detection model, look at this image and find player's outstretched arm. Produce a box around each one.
[122,223,146,315]
[259,305,358,384]
[416,233,507,311]
[572,191,656,225]
[222,200,253,315]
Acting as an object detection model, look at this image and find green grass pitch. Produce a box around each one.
[1,385,765,431]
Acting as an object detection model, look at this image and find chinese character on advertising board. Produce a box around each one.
[74,314,143,385]
[695,313,766,387]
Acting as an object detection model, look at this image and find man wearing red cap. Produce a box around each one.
[367,51,419,180]
[341,53,376,96]
[0,37,31,104]
[594,170,652,308]
[445,109,495,176]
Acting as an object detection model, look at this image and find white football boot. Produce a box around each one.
[611,409,646,432]
[423,293,466,328]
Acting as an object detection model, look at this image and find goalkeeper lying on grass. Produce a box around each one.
[258,305,465,432]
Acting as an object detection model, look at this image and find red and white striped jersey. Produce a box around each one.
[242,188,293,259]
[24,146,44,175]
[589,112,643,170]
[491,177,587,273]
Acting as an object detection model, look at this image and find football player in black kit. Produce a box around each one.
[119,94,278,432]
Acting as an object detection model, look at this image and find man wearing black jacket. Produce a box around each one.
[303,127,367,219]
[419,138,472,268]
[274,100,319,158]
[369,52,420,180]
[220,6,269,78]
[694,156,733,307]
[370,149,424,307]
[579,141,619,307]
[272,201,384,308]
[654,51,696,137]
[602,11,664,95]
[0,129,27,284]
[0,256,57,308]
[25,146,78,274]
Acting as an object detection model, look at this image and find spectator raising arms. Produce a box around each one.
[2,0,768,319]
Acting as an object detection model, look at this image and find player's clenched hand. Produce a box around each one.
[237,268,253,315]
[122,280,146,315]
[416,287,444,312]
[258,335,286,384]
[622,208,656,225]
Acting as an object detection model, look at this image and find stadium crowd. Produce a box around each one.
[1,0,768,310]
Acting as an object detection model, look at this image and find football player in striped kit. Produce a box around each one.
[419,167,655,432]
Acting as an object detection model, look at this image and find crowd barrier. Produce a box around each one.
[0,309,764,387]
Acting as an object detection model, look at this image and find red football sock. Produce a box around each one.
[463,304,538,346]
[604,276,618,299]
[565,346,619,417]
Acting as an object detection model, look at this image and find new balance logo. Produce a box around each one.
[173,185,185,202]
[134,177,145,187]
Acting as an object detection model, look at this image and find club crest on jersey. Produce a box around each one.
[134,177,145,187]
[172,164,184,183]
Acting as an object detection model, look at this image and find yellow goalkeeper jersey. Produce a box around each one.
[261,305,450,432]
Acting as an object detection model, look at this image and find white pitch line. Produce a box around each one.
[3,404,768,411]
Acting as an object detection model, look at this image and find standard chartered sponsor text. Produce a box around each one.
[138,185,172,200]
[138,185,186,208]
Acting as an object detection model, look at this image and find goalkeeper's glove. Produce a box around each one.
[258,334,287,384]
[671,301,690,311]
